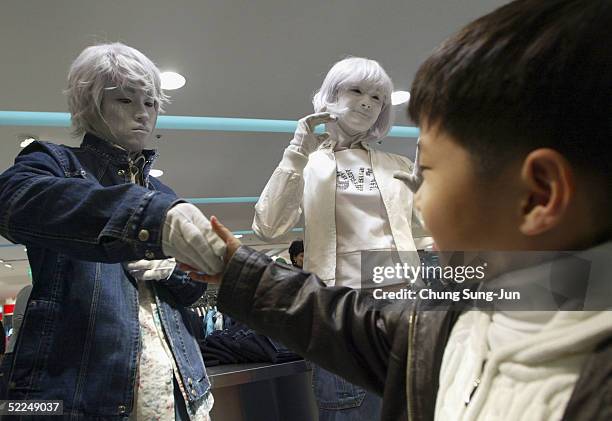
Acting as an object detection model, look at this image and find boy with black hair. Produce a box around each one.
[288,240,304,268]
[184,0,612,419]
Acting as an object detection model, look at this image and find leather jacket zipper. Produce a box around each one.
[406,304,418,421]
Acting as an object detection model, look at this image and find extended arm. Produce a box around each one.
[0,145,175,262]
[217,246,412,395]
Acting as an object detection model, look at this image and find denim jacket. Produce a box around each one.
[0,134,210,419]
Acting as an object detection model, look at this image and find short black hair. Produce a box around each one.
[288,240,304,259]
[409,0,611,190]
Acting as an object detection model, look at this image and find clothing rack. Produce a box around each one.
[191,287,219,311]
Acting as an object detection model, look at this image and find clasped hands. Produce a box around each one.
[176,216,241,284]
[124,202,240,284]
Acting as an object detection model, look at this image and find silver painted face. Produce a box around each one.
[334,82,383,134]
[93,87,158,152]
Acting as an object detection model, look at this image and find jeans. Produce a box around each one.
[312,365,382,421]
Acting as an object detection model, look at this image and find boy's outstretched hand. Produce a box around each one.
[177,216,242,284]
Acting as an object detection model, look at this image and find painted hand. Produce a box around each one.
[393,140,423,193]
[124,258,176,281]
[161,203,227,275]
[289,110,337,155]
[178,216,242,284]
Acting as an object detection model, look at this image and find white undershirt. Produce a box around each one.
[334,149,395,288]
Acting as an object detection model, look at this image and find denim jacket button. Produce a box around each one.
[138,230,150,242]
[191,389,197,396]
[117,169,126,176]
[188,377,193,385]
[145,250,155,259]
[118,405,126,414]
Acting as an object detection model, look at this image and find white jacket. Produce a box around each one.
[253,139,430,284]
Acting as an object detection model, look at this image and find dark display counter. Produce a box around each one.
[208,360,318,421]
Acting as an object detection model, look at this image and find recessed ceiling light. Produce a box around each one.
[160,72,186,90]
[391,91,411,105]
[20,137,37,148]
[4,263,12,269]
[234,234,243,239]
[149,169,164,178]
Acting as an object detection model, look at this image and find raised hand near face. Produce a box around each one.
[393,139,423,193]
[289,109,338,156]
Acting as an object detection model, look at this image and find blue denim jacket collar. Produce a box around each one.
[81,133,159,180]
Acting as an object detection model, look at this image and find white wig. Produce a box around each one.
[312,57,394,141]
[65,42,170,137]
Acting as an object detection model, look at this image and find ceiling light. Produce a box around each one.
[20,137,37,148]
[234,234,243,239]
[160,72,186,90]
[391,91,411,105]
[4,263,12,269]
[149,169,164,178]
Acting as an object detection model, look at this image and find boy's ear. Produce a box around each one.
[519,149,575,236]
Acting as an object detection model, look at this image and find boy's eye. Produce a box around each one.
[350,88,362,94]
[145,101,155,108]
[118,98,132,104]
[372,95,381,101]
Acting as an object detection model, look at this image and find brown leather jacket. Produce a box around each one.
[217,246,612,421]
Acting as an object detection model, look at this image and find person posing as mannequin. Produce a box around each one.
[253,57,425,421]
[0,42,225,420]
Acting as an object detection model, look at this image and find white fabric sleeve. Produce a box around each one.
[252,147,308,241]
[161,203,226,274]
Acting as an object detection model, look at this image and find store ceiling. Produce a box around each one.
[0,0,507,297]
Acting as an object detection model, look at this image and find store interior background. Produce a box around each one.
[0,0,507,309]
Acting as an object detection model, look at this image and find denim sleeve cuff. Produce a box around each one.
[217,246,272,320]
[102,192,185,260]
